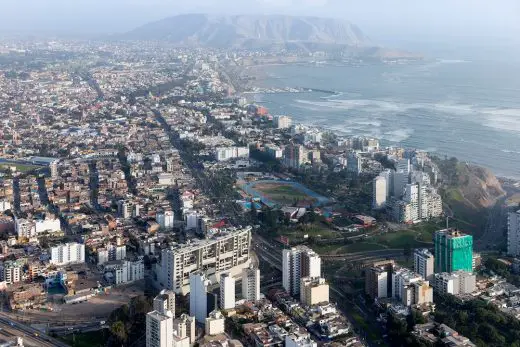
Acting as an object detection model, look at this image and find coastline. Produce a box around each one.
[237,59,520,183]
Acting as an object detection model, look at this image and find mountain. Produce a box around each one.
[122,14,371,49]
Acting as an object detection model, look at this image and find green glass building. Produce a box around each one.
[434,229,473,273]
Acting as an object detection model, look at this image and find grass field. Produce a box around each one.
[253,182,316,205]
[59,330,109,347]
[0,163,41,173]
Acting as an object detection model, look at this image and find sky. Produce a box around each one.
[1,0,519,47]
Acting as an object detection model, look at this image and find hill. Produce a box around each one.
[436,157,505,210]
[122,14,371,49]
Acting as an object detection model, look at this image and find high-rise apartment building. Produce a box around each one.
[507,210,520,256]
[414,249,435,282]
[242,265,261,302]
[434,229,473,273]
[365,266,389,299]
[283,246,321,297]
[189,273,209,323]
[219,273,235,310]
[49,242,85,266]
[156,227,251,294]
[373,175,388,209]
[146,310,174,347]
[146,291,176,347]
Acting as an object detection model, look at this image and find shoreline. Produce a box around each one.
[237,63,520,183]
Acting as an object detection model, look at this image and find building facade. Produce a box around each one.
[434,229,473,273]
[50,242,85,266]
[156,227,251,294]
[242,266,260,302]
[283,246,321,297]
[507,210,520,256]
[219,272,235,310]
[414,249,435,282]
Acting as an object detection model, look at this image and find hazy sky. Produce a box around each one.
[1,0,519,45]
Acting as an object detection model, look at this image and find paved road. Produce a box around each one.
[0,314,69,347]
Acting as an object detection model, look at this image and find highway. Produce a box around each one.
[0,314,69,347]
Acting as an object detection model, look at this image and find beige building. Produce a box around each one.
[205,310,225,336]
[173,314,196,345]
[300,277,329,306]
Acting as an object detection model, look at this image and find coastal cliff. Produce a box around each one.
[436,157,505,210]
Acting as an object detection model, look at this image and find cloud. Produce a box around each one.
[256,0,328,7]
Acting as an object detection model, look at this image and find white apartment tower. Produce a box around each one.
[373,175,388,209]
[507,210,520,256]
[146,310,174,347]
[219,273,235,310]
[242,266,261,302]
[414,249,435,282]
[283,246,321,297]
[50,242,85,266]
[189,272,209,323]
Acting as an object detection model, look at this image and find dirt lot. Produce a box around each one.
[7,281,145,324]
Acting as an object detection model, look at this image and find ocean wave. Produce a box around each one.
[501,149,520,155]
[382,128,414,143]
[438,59,471,64]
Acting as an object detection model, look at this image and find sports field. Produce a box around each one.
[241,179,329,207]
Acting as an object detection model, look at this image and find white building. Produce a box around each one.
[220,272,235,310]
[173,314,196,345]
[242,266,260,302]
[373,174,388,209]
[157,227,251,294]
[434,271,476,296]
[205,310,225,336]
[507,210,520,256]
[392,268,423,302]
[189,273,209,323]
[365,266,389,299]
[283,246,321,297]
[404,183,420,222]
[14,218,35,239]
[34,216,61,234]
[215,147,249,161]
[0,200,12,213]
[106,258,144,285]
[50,242,85,266]
[285,334,317,347]
[0,261,22,284]
[274,115,292,129]
[414,249,435,282]
[154,290,175,317]
[146,310,174,347]
[156,210,174,230]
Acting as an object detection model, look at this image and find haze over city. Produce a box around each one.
[2,0,519,45]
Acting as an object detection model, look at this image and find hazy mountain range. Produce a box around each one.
[124,14,368,46]
[122,14,420,58]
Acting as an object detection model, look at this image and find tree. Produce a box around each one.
[110,321,127,346]
[403,243,412,261]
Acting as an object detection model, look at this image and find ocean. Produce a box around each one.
[250,59,520,179]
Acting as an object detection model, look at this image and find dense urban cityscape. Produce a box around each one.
[0,31,519,347]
